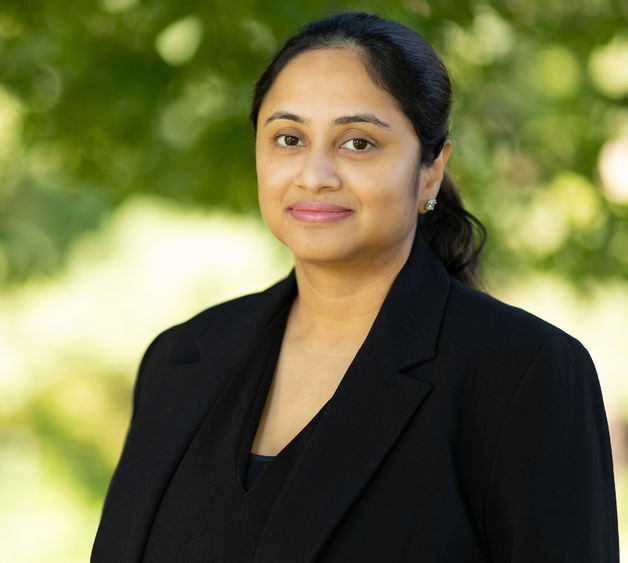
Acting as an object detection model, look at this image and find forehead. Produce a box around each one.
[259,47,405,122]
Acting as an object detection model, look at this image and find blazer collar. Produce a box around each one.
[194,268,297,361]
[361,233,451,371]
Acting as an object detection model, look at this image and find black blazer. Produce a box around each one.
[92,236,618,562]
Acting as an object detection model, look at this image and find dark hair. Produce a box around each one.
[250,12,486,289]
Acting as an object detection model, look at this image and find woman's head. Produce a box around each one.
[251,12,485,288]
[254,46,445,270]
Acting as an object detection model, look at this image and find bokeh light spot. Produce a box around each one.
[514,191,570,257]
[535,46,581,98]
[155,16,204,66]
[0,86,23,158]
[446,6,514,66]
[158,73,237,149]
[599,138,628,204]
[98,0,138,14]
[550,172,603,228]
[240,18,277,54]
[0,12,23,39]
[589,35,628,99]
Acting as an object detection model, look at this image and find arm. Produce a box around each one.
[483,335,619,562]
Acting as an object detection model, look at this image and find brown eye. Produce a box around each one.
[341,138,373,151]
[277,134,302,147]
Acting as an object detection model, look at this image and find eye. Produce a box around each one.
[276,134,303,147]
[341,138,373,151]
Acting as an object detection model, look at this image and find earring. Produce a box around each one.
[425,198,437,212]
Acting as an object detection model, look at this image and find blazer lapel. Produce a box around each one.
[93,274,298,562]
[254,236,451,563]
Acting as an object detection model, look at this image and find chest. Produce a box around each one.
[250,343,355,456]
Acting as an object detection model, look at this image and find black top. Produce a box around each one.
[142,300,328,562]
[245,453,275,491]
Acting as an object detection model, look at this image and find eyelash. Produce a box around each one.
[274,134,374,151]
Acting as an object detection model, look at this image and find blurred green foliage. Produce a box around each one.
[1,0,627,288]
[2,1,628,560]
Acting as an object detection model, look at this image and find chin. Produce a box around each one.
[292,248,353,265]
[287,240,353,264]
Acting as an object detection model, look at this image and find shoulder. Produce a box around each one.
[444,277,585,357]
[160,291,264,348]
[433,278,598,404]
[137,270,294,371]
[147,281,287,365]
[128,276,294,415]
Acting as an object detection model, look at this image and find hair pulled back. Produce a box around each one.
[250,12,486,288]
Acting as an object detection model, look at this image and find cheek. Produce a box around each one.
[257,177,279,225]
[257,183,282,242]
[358,159,419,209]
[256,150,298,195]
[256,158,294,234]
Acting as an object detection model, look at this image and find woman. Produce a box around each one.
[92,12,619,562]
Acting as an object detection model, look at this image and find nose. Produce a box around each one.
[296,146,341,192]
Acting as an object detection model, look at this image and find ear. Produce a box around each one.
[417,140,452,214]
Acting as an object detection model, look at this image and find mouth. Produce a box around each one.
[287,201,355,223]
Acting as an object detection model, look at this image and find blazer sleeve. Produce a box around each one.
[483,333,619,562]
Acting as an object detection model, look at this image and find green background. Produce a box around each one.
[1,0,627,559]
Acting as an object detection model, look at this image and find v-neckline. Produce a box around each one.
[235,299,333,495]
[242,399,330,494]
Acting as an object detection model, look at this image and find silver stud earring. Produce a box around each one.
[425,198,437,212]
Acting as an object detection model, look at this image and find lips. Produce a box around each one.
[287,201,354,223]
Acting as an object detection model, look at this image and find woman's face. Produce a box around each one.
[255,47,439,269]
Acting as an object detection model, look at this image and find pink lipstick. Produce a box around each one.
[288,201,354,223]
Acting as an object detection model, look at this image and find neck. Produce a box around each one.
[288,235,415,347]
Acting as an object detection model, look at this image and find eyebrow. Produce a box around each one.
[263,111,390,129]
[333,113,390,128]
[263,111,305,126]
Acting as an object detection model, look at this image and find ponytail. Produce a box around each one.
[418,173,487,289]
